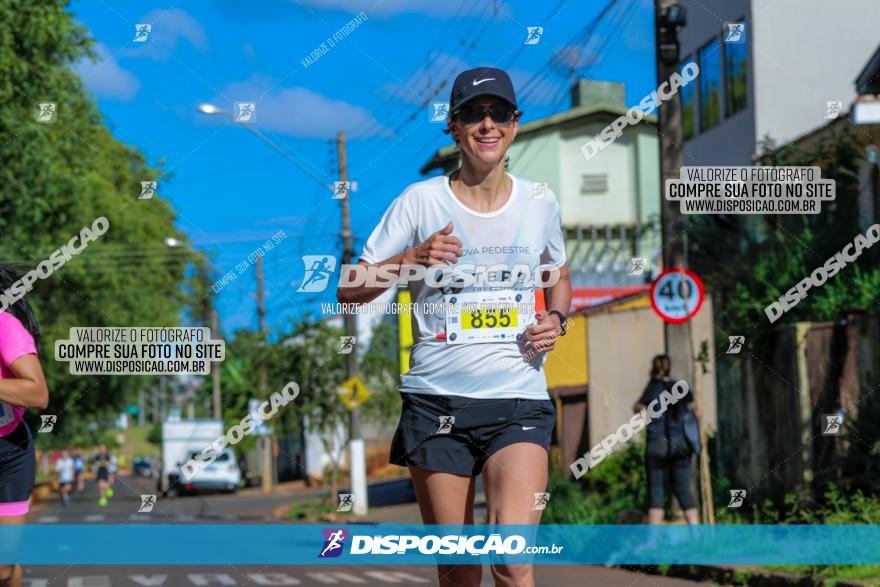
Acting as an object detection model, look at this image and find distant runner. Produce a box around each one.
[73,449,85,492]
[54,449,75,507]
[93,445,114,506]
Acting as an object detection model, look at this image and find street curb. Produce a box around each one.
[622,564,866,586]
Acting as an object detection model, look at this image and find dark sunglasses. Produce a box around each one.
[454,103,519,126]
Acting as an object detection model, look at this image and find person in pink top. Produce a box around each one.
[0,265,49,587]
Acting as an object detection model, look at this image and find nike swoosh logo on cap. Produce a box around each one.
[472,78,495,86]
[522,426,536,430]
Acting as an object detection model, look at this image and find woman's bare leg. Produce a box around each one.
[647,508,665,524]
[0,514,26,587]
[408,466,481,587]
[482,443,548,587]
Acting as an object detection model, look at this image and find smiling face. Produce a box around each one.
[448,95,519,171]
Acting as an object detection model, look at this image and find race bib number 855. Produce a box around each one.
[445,290,533,344]
[462,307,517,330]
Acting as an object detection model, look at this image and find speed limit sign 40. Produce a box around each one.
[650,268,705,323]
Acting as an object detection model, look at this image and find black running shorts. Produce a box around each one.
[390,392,556,476]
[0,421,36,504]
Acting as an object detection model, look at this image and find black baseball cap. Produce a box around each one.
[449,67,518,114]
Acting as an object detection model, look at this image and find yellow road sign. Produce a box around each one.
[337,375,371,411]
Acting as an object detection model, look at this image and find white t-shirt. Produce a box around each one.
[360,172,566,400]
[56,457,75,483]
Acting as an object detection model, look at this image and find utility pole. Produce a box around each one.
[256,255,266,334]
[338,129,368,516]
[211,308,222,420]
[655,0,691,377]
[655,0,714,524]
[255,256,273,494]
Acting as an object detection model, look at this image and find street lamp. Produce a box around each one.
[196,103,225,115]
[195,102,332,193]
[163,237,223,421]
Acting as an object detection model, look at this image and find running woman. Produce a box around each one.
[93,445,113,506]
[338,67,571,587]
[0,265,49,587]
[55,449,75,507]
[73,449,85,492]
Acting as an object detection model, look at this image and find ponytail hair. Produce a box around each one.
[0,264,42,348]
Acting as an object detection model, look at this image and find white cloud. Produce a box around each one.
[207,75,391,138]
[122,8,208,60]
[73,43,140,101]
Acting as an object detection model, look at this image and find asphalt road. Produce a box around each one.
[24,476,703,587]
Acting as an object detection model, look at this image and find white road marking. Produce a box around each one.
[176,514,196,521]
[129,575,167,586]
[363,571,429,584]
[83,515,105,522]
[129,514,151,521]
[37,516,59,523]
[306,572,366,584]
[68,577,111,587]
[22,580,48,587]
[247,574,301,585]
[187,574,237,585]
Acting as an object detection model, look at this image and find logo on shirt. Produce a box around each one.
[298,255,337,292]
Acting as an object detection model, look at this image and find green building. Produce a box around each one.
[421,80,662,290]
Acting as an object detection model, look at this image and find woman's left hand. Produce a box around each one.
[522,311,563,353]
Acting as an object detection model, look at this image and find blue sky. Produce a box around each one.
[69,0,656,334]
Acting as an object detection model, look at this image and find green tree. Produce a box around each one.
[0,0,197,443]
[689,128,877,337]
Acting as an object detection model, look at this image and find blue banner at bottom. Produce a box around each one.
[2,524,879,565]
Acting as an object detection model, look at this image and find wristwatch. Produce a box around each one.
[548,310,567,336]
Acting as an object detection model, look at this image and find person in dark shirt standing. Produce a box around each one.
[632,354,699,525]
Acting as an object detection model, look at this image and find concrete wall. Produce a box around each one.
[586,304,665,446]
[751,0,880,145]
[559,121,642,226]
[585,298,718,448]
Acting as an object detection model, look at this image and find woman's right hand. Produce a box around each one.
[403,222,463,267]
